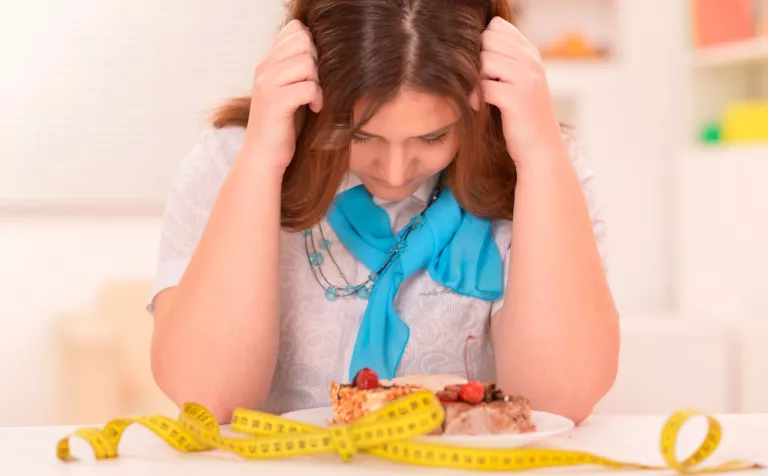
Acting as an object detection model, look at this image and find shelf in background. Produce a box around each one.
[681,143,768,161]
[692,37,768,69]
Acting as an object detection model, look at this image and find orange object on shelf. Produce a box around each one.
[691,0,754,47]
[539,32,606,60]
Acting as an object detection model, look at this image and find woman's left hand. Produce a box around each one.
[480,16,565,167]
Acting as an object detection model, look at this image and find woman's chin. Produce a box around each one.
[365,183,418,203]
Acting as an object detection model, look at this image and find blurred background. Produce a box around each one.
[1,0,767,427]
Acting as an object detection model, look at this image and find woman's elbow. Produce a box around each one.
[150,348,257,424]
[551,388,608,425]
[563,405,594,426]
[540,353,619,425]
[570,357,620,425]
[151,365,250,424]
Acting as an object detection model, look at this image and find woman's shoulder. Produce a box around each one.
[560,131,597,184]
[173,125,248,182]
[166,127,245,213]
[187,125,248,169]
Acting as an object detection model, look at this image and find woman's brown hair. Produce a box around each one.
[213,0,518,231]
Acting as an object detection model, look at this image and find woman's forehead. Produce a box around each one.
[353,90,461,138]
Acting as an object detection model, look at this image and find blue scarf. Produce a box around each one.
[327,184,504,380]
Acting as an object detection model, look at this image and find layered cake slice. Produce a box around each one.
[329,368,422,425]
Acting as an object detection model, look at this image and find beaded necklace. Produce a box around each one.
[302,176,444,302]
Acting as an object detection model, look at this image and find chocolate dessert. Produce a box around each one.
[436,382,536,435]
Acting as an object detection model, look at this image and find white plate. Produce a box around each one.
[281,406,575,448]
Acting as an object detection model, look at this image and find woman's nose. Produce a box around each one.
[381,147,409,187]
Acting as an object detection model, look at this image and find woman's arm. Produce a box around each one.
[490,139,619,425]
[480,17,619,423]
[150,20,322,423]
[151,152,284,423]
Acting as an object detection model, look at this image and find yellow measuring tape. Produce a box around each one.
[57,390,763,473]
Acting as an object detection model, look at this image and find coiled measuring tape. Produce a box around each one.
[57,390,763,473]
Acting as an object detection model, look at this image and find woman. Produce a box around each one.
[148,0,620,425]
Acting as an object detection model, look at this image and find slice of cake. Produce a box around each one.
[329,371,469,425]
[329,368,536,435]
[330,383,419,424]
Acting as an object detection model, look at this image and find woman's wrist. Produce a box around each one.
[234,145,290,184]
[512,139,573,185]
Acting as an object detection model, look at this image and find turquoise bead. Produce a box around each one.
[301,229,313,237]
[309,252,324,266]
[356,286,370,300]
[320,239,331,250]
[412,215,425,227]
[344,284,355,294]
[368,272,378,283]
[324,286,338,301]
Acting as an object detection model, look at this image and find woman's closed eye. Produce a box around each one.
[351,135,373,145]
[422,132,449,145]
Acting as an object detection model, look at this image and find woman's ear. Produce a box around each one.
[469,87,481,111]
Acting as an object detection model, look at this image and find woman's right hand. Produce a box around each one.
[243,20,323,172]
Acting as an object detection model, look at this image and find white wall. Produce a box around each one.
[0,0,284,203]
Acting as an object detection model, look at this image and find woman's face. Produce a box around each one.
[348,90,461,202]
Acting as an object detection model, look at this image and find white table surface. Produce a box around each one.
[1,414,766,475]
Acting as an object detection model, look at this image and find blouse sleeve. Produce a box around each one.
[146,125,247,314]
[490,134,610,317]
